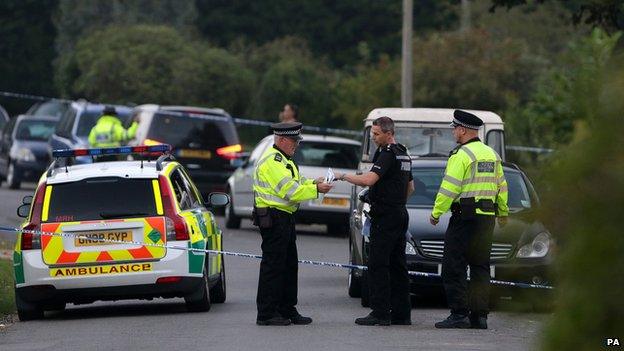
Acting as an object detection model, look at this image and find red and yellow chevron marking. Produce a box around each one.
[41,217,166,266]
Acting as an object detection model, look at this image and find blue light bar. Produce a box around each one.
[52,144,172,158]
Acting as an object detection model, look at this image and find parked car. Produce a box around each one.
[25,100,71,120]
[48,102,133,163]
[0,115,58,189]
[0,104,9,131]
[129,105,241,196]
[348,158,554,309]
[13,145,228,320]
[226,134,361,235]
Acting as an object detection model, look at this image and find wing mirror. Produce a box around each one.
[206,192,230,207]
[17,204,30,218]
[22,195,33,205]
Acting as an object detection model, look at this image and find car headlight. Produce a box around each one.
[15,148,36,162]
[406,241,417,255]
[516,232,551,258]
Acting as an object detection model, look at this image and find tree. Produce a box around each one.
[0,0,58,115]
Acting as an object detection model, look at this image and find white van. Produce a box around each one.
[359,108,505,171]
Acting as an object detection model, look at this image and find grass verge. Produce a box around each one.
[0,258,15,317]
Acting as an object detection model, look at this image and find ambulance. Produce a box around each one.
[13,145,228,320]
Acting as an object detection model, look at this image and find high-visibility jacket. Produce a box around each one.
[431,139,508,219]
[253,145,318,214]
[88,115,138,148]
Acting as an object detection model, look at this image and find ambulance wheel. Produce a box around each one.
[185,269,211,312]
[210,255,226,303]
[16,292,43,321]
[224,192,241,229]
[360,270,370,307]
[348,239,361,297]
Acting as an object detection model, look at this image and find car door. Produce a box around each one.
[0,117,17,175]
[179,167,221,278]
[234,137,271,216]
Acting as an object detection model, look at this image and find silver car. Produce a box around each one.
[225,134,361,235]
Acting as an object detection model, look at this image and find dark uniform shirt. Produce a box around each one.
[369,143,413,209]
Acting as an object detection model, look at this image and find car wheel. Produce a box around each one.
[209,254,227,303]
[185,269,211,312]
[7,162,21,190]
[360,270,370,307]
[224,190,241,229]
[327,223,349,237]
[348,239,361,298]
[16,291,44,321]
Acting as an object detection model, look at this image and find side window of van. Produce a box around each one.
[486,130,505,159]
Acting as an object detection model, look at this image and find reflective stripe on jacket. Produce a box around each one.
[253,146,318,214]
[432,140,509,218]
[88,115,138,148]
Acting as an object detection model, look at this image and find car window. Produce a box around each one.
[366,127,456,159]
[15,120,56,141]
[486,130,505,158]
[56,108,76,137]
[75,110,132,137]
[28,101,69,119]
[407,167,533,211]
[179,167,204,207]
[146,113,236,149]
[46,177,158,222]
[170,169,194,210]
[293,141,360,169]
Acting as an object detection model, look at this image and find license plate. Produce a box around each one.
[75,231,133,247]
[322,197,349,207]
[437,264,495,278]
[178,149,212,159]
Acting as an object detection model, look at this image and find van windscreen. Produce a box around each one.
[367,127,456,158]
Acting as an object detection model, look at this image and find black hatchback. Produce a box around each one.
[0,115,58,189]
[130,105,241,196]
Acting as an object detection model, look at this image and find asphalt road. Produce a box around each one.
[0,184,547,351]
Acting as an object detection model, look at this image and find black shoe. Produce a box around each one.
[470,314,488,329]
[288,314,313,325]
[391,319,412,325]
[355,313,391,326]
[434,314,471,329]
[256,316,291,326]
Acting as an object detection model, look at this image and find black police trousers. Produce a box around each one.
[368,208,411,320]
[256,208,299,320]
[442,213,495,316]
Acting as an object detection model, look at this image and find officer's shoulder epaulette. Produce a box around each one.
[273,153,283,162]
[449,144,462,156]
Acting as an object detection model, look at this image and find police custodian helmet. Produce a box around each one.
[271,121,303,141]
[450,110,483,130]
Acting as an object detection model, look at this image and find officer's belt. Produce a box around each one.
[451,198,497,213]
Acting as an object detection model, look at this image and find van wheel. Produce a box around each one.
[224,191,241,229]
[16,292,43,321]
[185,269,211,312]
[7,162,21,190]
[209,255,226,303]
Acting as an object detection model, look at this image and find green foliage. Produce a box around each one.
[0,259,15,316]
[0,0,58,114]
[539,54,624,351]
[66,25,254,114]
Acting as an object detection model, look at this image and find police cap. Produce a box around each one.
[102,105,117,116]
[271,121,303,140]
[450,110,483,130]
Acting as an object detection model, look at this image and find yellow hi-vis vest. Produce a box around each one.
[431,139,509,219]
[253,145,318,214]
[88,115,138,148]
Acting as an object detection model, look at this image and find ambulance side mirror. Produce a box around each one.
[206,192,230,208]
[22,195,33,205]
[17,204,30,218]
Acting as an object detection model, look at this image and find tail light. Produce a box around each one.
[158,175,190,241]
[156,276,182,284]
[216,144,242,160]
[21,182,46,250]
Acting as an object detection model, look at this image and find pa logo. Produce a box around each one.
[606,338,620,346]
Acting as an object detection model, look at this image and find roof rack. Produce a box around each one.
[47,144,173,176]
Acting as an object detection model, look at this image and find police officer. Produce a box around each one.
[430,110,509,329]
[253,122,333,326]
[88,106,138,148]
[337,116,415,326]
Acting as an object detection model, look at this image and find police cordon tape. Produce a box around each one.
[0,90,361,138]
[0,225,554,290]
